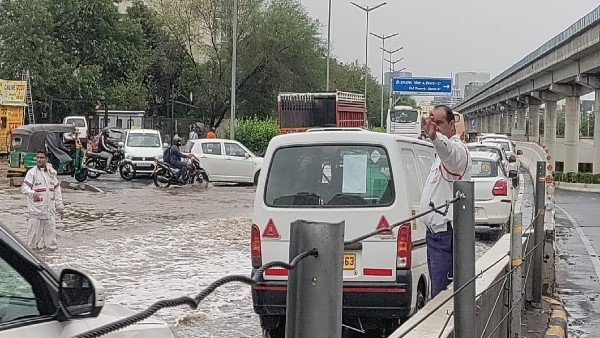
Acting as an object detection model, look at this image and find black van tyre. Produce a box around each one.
[74,169,87,183]
[153,169,171,188]
[119,162,136,181]
[85,158,102,179]
[416,279,427,311]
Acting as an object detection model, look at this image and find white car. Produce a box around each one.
[184,139,263,184]
[123,129,165,175]
[481,138,522,185]
[251,130,436,335]
[0,223,174,338]
[470,151,517,231]
[468,143,519,187]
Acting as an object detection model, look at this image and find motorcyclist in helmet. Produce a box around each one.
[168,135,192,183]
[98,127,118,173]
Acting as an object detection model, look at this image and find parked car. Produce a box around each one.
[184,139,263,185]
[0,222,175,337]
[468,143,508,169]
[122,129,165,176]
[63,116,89,145]
[251,130,435,336]
[470,151,517,232]
[481,138,522,186]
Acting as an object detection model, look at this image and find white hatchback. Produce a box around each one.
[470,151,517,231]
[123,129,165,175]
[184,139,263,184]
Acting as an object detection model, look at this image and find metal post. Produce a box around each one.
[532,161,546,305]
[510,212,523,338]
[230,0,238,140]
[453,181,475,338]
[326,0,332,91]
[104,103,109,128]
[286,220,344,338]
[170,92,175,144]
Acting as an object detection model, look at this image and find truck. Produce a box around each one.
[277,91,367,134]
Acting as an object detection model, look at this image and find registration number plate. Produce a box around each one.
[343,253,356,270]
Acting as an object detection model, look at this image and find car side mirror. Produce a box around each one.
[163,143,169,148]
[509,170,518,178]
[117,141,124,147]
[59,269,104,318]
[244,152,250,159]
[517,150,523,155]
[509,155,517,163]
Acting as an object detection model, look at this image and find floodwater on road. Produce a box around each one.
[0,174,524,337]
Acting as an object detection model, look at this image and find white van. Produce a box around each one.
[63,116,88,143]
[122,129,165,175]
[251,130,436,336]
[386,105,422,137]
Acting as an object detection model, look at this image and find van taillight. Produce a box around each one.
[251,224,262,268]
[396,223,412,269]
[492,179,508,196]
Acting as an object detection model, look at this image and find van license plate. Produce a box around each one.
[343,253,356,270]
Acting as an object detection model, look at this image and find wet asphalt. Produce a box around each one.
[555,189,600,337]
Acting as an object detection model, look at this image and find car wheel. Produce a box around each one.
[416,282,426,311]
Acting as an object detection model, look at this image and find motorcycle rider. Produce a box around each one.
[168,135,192,183]
[98,128,117,173]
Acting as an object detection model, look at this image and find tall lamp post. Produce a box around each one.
[326,0,332,91]
[350,1,387,111]
[230,0,238,140]
[371,32,398,128]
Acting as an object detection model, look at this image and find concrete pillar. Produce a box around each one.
[594,90,600,173]
[544,101,557,167]
[495,113,502,133]
[506,110,514,135]
[564,96,580,173]
[514,106,527,139]
[529,104,540,143]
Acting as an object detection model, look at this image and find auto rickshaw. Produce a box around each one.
[7,124,87,182]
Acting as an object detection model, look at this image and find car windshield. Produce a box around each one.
[471,159,498,178]
[65,119,85,127]
[483,140,510,152]
[265,145,394,208]
[127,133,161,147]
[390,110,419,123]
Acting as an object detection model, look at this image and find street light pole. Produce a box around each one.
[350,1,387,114]
[371,32,398,128]
[230,0,238,140]
[326,0,332,91]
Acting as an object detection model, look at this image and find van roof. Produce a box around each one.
[269,130,433,148]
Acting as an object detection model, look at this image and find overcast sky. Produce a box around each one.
[299,0,599,81]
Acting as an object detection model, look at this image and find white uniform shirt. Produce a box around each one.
[419,133,471,233]
[21,165,64,219]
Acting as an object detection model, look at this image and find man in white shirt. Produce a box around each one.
[21,150,65,251]
[419,105,471,297]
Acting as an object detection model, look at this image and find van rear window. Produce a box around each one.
[265,145,394,208]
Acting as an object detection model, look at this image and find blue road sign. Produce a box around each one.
[392,77,452,95]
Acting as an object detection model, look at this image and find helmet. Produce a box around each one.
[173,135,182,146]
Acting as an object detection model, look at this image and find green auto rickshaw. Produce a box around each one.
[8,124,87,182]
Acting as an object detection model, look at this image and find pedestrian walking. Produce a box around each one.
[419,105,471,297]
[21,150,65,251]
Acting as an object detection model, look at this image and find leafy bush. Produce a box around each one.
[552,171,600,184]
[235,118,280,156]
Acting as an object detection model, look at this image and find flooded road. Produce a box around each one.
[0,174,526,337]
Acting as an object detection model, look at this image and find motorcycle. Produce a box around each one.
[152,154,209,188]
[82,143,136,181]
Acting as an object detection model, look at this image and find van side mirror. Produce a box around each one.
[517,150,523,155]
[508,154,517,163]
[59,269,104,318]
[509,170,518,178]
